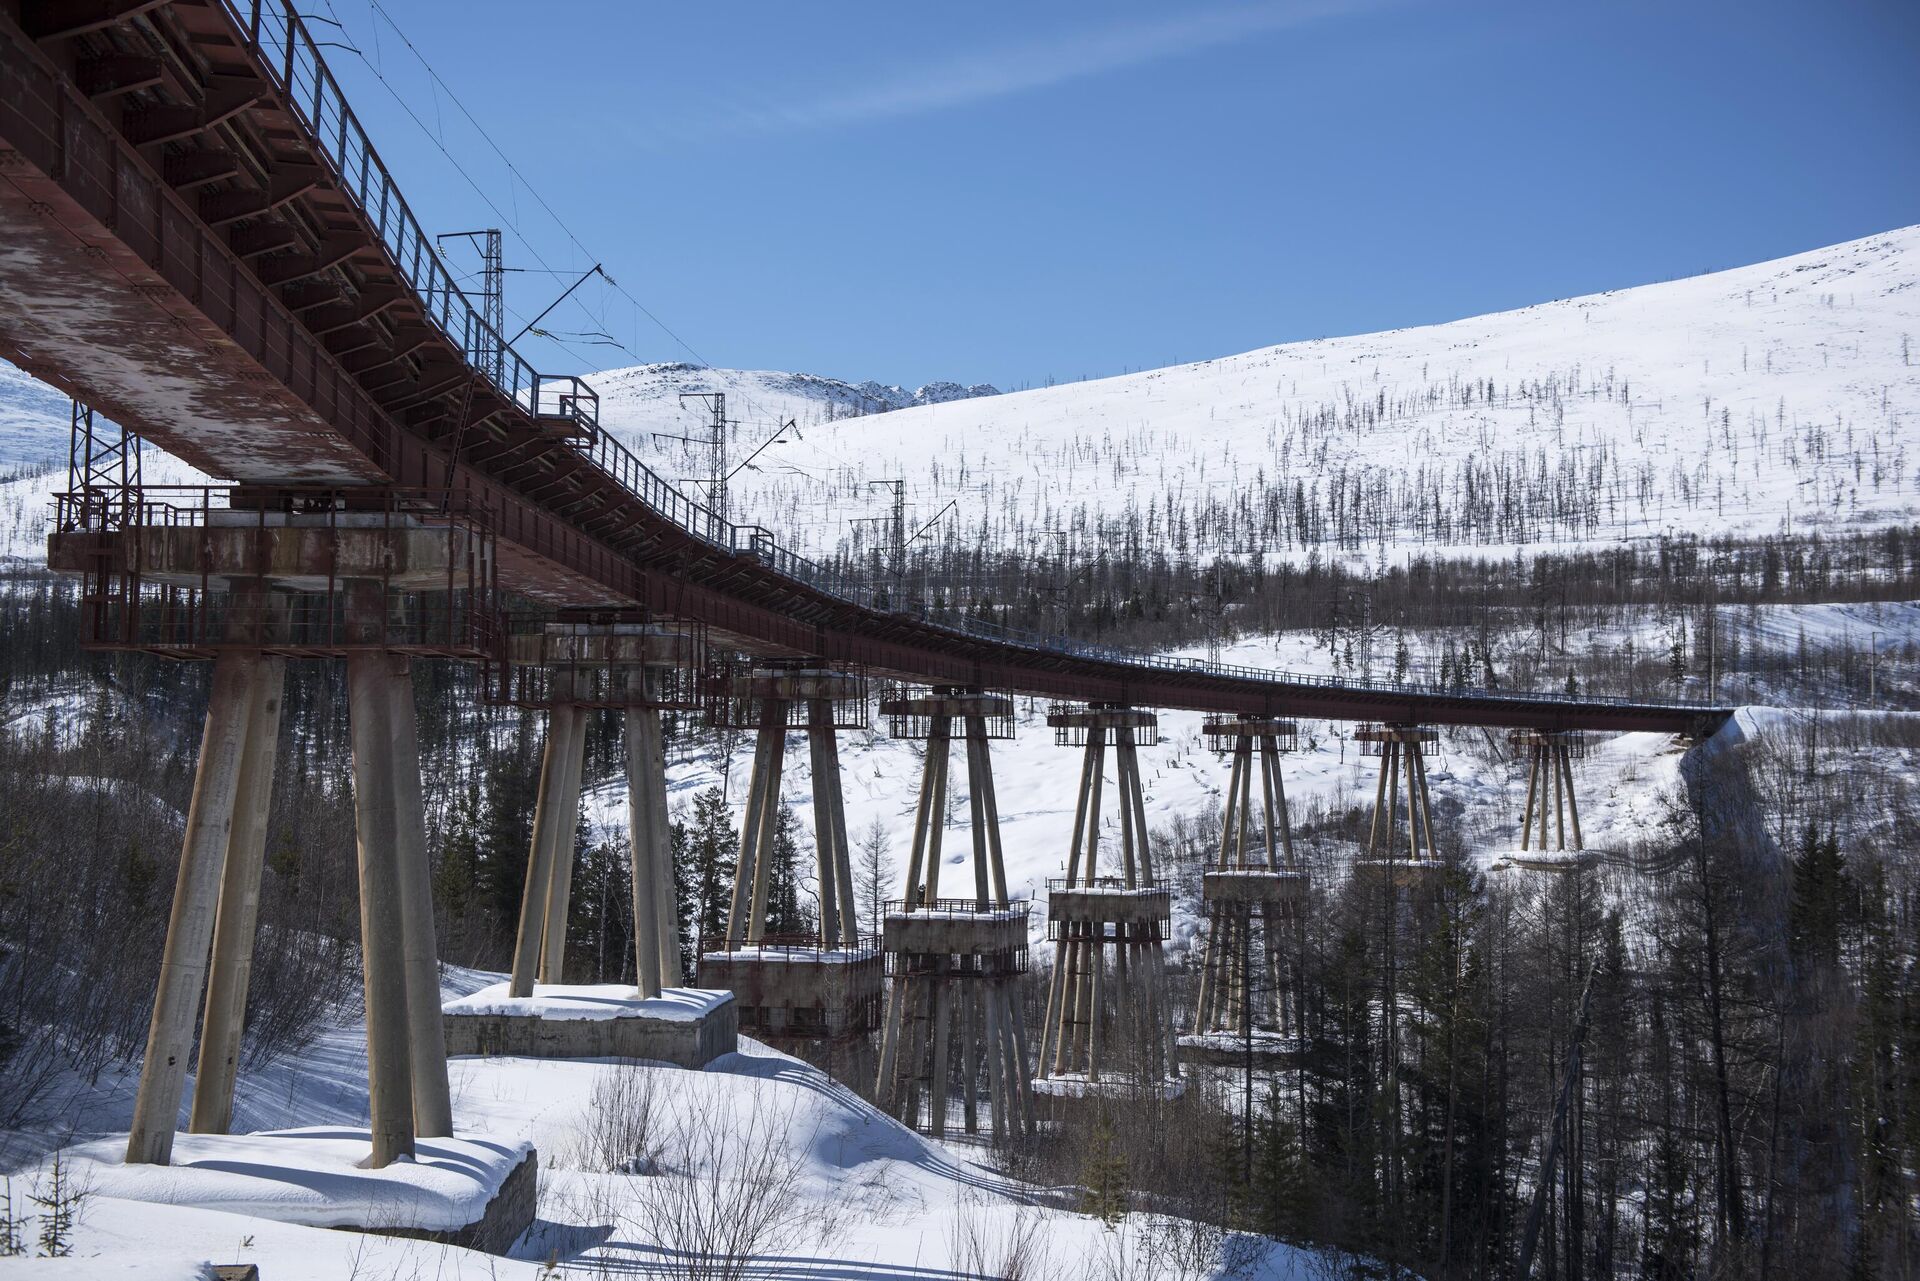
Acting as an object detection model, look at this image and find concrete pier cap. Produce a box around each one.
[49,514,490,594]
[1201,869,1309,906]
[506,625,696,669]
[883,903,1030,958]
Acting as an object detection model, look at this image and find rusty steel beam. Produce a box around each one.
[122,77,262,145]
[21,0,170,41]
[229,221,299,257]
[75,51,162,97]
[199,166,322,225]
[164,147,240,190]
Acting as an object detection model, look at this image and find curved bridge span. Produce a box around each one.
[0,0,1726,735]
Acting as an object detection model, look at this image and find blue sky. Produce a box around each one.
[318,0,1920,390]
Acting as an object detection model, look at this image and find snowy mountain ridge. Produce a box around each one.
[589,361,1000,431]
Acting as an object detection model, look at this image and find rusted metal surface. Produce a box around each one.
[46,485,496,657]
[488,613,705,709]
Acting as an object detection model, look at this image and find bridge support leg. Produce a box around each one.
[126,652,261,1164]
[509,703,580,996]
[744,709,788,944]
[808,699,858,947]
[626,675,673,997]
[346,651,416,1167]
[875,979,906,1109]
[1038,711,1175,1092]
[1360,726,1442,875]
[961,986,981,1135]
[875,692,1029,1133]
[385,655,452,1137]
[188,654,286,1135]
[929,976,952,1137]
[538,702,589,984]
[1519,737,1585,852]
[983,985,1009,1138]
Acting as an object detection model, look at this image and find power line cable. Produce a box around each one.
[342,0,712,369]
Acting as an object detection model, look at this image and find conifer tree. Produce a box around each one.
[686,787,737,950]
[1081,1115,1130,1226]
[670,817,697,981]
[764,805,806,937]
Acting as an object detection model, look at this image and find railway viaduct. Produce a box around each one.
[1,0,1729,1172]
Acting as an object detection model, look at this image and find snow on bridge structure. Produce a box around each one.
[0,0,1731,1233]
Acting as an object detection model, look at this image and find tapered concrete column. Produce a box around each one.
[346,651,416,1167]
[929,980,952,1137]
[807,706,844,943]
[189,654,287,1135]
[538,704,589,983]
[625,693,669,998]
[823,725,859,947]
[744,715,787,944]
[632,672,683,985]
[126,651,262,1165]
[510,703,579,996]
[384,655,452,1137]
[726,707,782,944]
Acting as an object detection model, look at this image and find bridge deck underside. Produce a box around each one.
[0,0,1726,736]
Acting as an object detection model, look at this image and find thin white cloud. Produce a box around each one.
[716,0,1385,136]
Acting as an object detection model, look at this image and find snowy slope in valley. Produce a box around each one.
[0,358,71,474]
[606,226,1920,560]
[592,361,998,431]
[7,963,1330,1279]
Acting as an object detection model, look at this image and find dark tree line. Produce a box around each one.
[1001,720,1920,1279]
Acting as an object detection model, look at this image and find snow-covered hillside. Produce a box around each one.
[0,359,72,475]
[0,358,991,562]
[6,964,1329,1280]
[4,227,1912,569]
[609,226,1920,560]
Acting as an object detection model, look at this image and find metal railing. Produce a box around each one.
[1047,877,1171,897]
[220,0,1728,721]
[697,934,880,959]
[53,484,496,657]
[230,0,595,437]
[883,899,1031,917]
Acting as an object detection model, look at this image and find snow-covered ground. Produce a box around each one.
[5,964,1337,1280]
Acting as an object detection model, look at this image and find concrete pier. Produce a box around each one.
[1507,730,1595,872]
[1184,717,1308,1065]
[702,666,880,1052]
[1352,723,1446,882]
[1036,705,1177,1096]
[188,654,287,1135]
[126,651,262,1165]
[346,650,417,1167]
[874,690,1033,1138]
[509,702,581,997]
[385,655,453,1136]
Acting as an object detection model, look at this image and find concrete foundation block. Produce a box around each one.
[442,984,737,1067]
